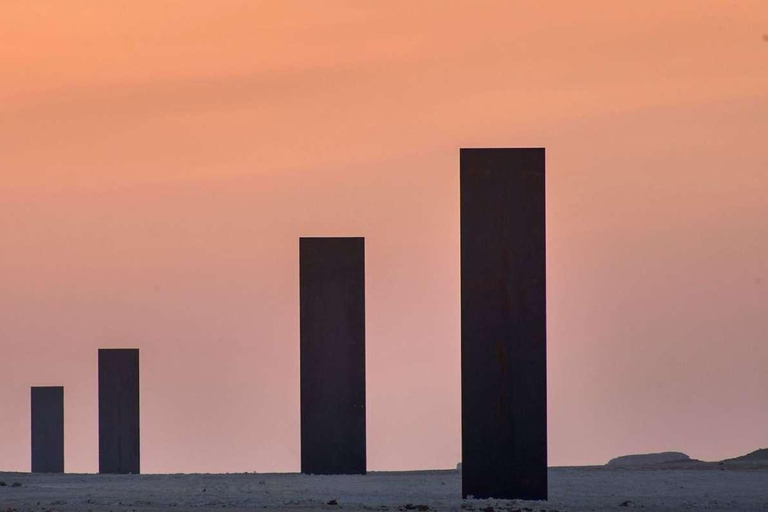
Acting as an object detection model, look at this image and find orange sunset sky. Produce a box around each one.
[1,1,767,473]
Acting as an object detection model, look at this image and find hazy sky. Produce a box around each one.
[1,1,767,473]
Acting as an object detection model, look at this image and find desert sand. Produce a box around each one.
[2,466,768,512]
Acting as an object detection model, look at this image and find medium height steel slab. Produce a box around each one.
[98,348,140,474]
[300,237,366,475]
[460,148,547,500]
[31,386,64,473]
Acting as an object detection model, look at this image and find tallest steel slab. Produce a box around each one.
[98,348,140,474]
[460,148,547,500]
[300,237,366,475]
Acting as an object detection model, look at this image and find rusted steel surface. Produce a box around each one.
[300,237,367,475]
[99,348,140,474]
[460,148,547,500]
[31,386,64,473]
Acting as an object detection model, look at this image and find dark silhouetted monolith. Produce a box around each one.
[460,148,547,500]
[31,386,64,473]
[98,348,140,474]
[300,237,366,475]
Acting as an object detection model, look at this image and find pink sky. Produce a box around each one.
[1,1,767,473]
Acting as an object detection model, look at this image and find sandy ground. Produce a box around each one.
[2,467,768,512]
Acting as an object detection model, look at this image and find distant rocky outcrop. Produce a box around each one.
[606,452,692,467]
[605,448,768,469]
[721,448,768,464]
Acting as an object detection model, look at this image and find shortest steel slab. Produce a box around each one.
[31,386,64,473]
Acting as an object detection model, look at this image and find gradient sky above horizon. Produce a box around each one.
[1,1,767,473]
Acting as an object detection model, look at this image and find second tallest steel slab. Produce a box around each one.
[300,237,366,475]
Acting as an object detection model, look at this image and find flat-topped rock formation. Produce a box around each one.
[606,452,693,467]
